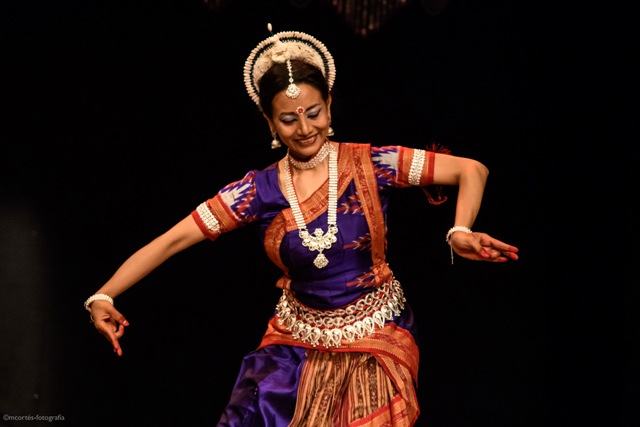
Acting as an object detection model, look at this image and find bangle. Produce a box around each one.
[84,294,114,312]
[445,226,472,264]
[445,226,472,245]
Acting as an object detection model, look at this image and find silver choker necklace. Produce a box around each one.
[283,144,338,269]
[286,141,331,170]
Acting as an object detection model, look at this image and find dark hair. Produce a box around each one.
[258,59,330,117]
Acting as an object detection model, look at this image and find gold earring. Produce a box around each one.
[271,132,281,149]
[328,119,334,137]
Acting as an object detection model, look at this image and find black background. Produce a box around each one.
[1,0,635,426]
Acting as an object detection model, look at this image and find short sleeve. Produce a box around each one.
[191,170,259,240]
[371,145,435,189]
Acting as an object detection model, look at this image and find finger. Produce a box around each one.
[96,317,123,339]
[494,251,519,262]
[96,311,129,333]
[111,337,123,356]
[102,325,125,356]
[487,248,503,261]
[114,321,129,338]
[503,250,519,260]
[491,242,519,254]
[478,235,518,251]
[464,236,489,258]
[477,247,506,262]
[96,326,120,355]
[106,308,129,326]
[485,241,519,259]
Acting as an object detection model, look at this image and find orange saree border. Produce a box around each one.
[350,143,393,286]
[259,317,420,426]
[258,317,419,381]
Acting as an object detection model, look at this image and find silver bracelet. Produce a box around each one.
[84,294,114,312]
[446,226,472,264]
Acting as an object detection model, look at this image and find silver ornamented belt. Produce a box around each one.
[275,279,406,348]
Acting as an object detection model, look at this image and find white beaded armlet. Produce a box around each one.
[408,149,426,186]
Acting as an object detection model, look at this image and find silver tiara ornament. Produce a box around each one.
[243,23,336,107]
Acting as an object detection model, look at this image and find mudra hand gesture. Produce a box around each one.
[449,230,519,263]
[89,300,129,356]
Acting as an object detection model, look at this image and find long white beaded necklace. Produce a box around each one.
[283,143,338,269]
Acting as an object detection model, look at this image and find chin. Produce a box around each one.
[289,136,324,159]
[302,134,322,145]
[295,135,323,150]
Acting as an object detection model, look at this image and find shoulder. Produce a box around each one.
[337,142,392,156]
[336,142,402,163]
[336,142,370,151]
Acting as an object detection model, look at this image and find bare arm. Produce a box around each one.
[433,153,519,262]
[432,153,488,228]
[87,214,207,355]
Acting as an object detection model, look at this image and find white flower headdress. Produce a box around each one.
[243,23,336,107]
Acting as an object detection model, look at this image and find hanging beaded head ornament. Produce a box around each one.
[243,23,336,107]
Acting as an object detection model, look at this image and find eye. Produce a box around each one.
[280,117,297,125]
[306,106,322,118]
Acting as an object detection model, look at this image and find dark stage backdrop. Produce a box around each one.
[1,1,634,426]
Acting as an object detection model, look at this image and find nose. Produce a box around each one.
[297,116,311,135]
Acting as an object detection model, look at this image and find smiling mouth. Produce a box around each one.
[297,135,317,146]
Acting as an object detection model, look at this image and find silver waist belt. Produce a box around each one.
[275,279,406,348]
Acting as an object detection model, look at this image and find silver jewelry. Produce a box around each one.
[328,126,334,137]
[276,279,405,348]
[286,141,331,170]
[445,226,472,265]
[285,59,301,99]
[283,143,338,269]
[271,131,281,149]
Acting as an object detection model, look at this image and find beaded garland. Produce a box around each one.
[283,143,338,268]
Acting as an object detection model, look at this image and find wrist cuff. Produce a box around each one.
[446,226,472,265]
[84,294,114,312]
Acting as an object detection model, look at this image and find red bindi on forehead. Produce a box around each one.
[296,106,305,115]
